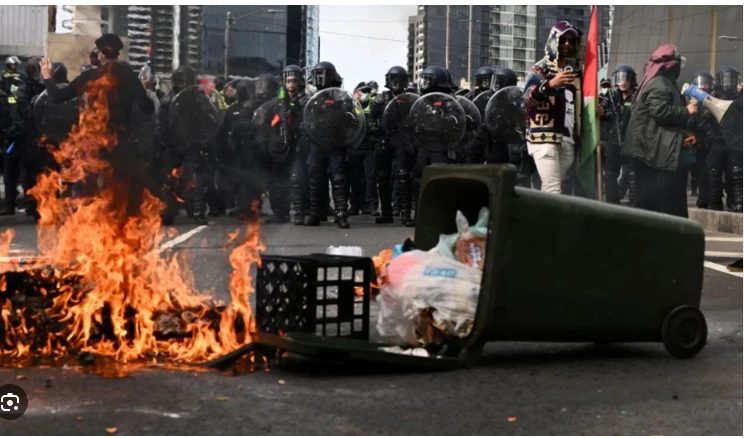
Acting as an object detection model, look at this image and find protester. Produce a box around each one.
[622,44,697,218]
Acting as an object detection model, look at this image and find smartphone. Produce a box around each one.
[564,58,577,84]
[564,58,577,72]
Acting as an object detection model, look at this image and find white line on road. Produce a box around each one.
[158,225,208,253]
[706,236,743,242]
[703,261,743,278]
[705,251,744,258]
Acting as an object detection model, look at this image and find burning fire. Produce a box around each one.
[354,247,394,296]
[0,71,265,364]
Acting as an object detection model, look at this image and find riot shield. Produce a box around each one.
[719,93,742,150]
[472,90,493,118]
[382,92,419,138]
[484,86,525,143]
[456,96,482,148]
[303,88,365,150]
[33,85,81,144]
[408,92,465,152]
[169,84,224,146]
[251,98,293,163]
[346,114,367,150]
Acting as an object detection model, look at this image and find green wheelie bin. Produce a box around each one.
[414,163,707,360]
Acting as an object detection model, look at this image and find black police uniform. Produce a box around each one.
[304,61,351,229]
[369,65,416,226]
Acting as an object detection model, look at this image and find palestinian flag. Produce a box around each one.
[578,5,600,199]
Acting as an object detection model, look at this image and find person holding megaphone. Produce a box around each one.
[622,44,698,218]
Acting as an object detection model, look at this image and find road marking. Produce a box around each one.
[705,236,743,242]
[705,251,743,258]
[158,225,208,253]
[703,261,743,278]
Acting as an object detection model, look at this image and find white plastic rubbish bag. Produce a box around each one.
[376,249,482,346]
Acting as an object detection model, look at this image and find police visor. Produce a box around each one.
[692,75,713,90]
[613,71,633,86]
[418,74,436,90]
[720,71,741,90]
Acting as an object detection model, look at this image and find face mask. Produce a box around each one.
[307,84,317,94]
[360,93,371,105]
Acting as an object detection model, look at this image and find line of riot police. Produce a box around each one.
[14,56,541,229]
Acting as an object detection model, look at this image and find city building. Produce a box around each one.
[201,5,319,78]
[97,5,319,79]
[407,5,538,85]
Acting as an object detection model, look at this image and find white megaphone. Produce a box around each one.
[681,83,733,123]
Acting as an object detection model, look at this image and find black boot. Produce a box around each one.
[627,165,637,208]
[375,170,394,224]
[0,205,15,216]
[398,170,415,227]
[708,165,724,211]
[729,153,743,213]
[331,174,350,229]
[304,177,321,226]
[290,171,306,226]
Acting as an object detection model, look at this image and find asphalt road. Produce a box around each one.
[0,212,742,435]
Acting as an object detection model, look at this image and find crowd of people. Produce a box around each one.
[0,21,741,230]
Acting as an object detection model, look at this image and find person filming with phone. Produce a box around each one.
[523,21,583,195]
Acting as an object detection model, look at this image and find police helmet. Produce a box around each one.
[385,65,408,93]
[172,65,198,93]
[492,67,518,90]
[311,61,343,90]
[419,65,451,94]
[213,76,227,92]
[5,56,20,69]
[716,66,741,95]
[612,65,637,89]
[474,66,495,89]
[52,62,69,84]
[690,71,714,92]
[282,64,305,87]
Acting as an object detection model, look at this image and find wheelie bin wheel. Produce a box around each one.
[662,306,707,359]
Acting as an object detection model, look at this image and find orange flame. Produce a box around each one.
[354,247,394,297]
[0,69,265,364]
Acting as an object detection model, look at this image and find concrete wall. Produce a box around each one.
[610,5,743,79]
[0,5,49,57]
[48,33,130,81]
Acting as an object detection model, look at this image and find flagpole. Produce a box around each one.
[596,143,603,201]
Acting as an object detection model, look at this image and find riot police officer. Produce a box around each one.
[369,65,415,226]
[465,66,495,100]
[1,58,46,218]
[348,81,377,216]
[685,71,720,208]
[158,65,214,225]
[304,61,351,229]
[280,64,312,225]
[708,66,742,212]
[606,64,638,206]
[1,56,21,96]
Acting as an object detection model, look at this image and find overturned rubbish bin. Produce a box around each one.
[414,164,707,359]
[253,164,706,368]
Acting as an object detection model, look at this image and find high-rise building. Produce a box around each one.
[201,5,319,78]
[407,5,538,85]
[106,5,319,79]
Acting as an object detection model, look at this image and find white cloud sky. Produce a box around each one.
[318,5,417,91]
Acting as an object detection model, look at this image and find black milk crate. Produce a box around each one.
[255,254,375,340]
